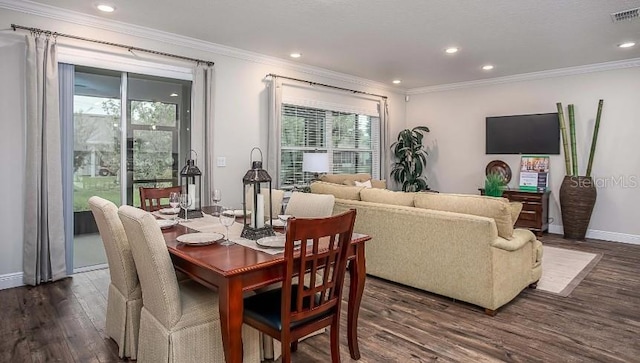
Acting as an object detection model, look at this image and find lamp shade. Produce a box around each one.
[302,153,329,173]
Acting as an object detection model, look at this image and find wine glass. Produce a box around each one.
[211,189,222,216]
[219,207,235,246]
[169,192,180,221]
[179,194,192,222]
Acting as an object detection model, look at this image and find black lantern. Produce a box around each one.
[241,147,275,240]
[179,150,203,219]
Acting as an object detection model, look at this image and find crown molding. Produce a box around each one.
[407,57,640,95]
[0,0,401,94]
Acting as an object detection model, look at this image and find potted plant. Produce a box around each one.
[557,100,604,240]
[484,172,506,197]
[391,126,430,192]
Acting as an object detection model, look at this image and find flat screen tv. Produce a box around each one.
[486,113,560,154]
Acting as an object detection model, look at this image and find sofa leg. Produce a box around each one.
[529,280,539,289]
[484,308,497,316]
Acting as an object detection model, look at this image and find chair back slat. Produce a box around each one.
[282,210,356,326]
[139,186,181,212]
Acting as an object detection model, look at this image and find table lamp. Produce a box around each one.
[302,152,329,182]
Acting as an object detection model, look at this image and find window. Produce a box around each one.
[280,104,380,187]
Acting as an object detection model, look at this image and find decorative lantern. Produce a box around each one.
[179,150,203,219]
[241,147,275,240]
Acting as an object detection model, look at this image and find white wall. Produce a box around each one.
[0,8,406,279]
[406,67,640,242]
[0,34,25,278]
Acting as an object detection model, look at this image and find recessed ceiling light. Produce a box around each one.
[482,65,494,71]
[618,42,636,48]
[96,4,115,12]
[170,93,178,97]
[392,79,401,84]
[290,52,302,58]
[445,47,459,54]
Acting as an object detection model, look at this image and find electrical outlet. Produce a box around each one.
[217,157,226,167]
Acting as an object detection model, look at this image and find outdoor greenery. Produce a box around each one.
[73,97,178,211]
[390,126,430,192]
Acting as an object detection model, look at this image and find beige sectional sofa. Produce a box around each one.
[310,181,543,314]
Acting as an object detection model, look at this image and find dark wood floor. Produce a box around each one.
[1,234,639,362]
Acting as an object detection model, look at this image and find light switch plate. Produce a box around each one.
[217,157,226,167]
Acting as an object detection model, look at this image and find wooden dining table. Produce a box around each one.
[161,208,371,363]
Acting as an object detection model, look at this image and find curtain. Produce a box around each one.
[192,64,215,199]
[379,97,391,180]
[23,33,67,285]
[266,77,282,185]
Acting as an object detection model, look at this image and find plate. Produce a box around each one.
[156,219,178,229]
[231,209,252,217]
[159,207,179,215]
[485,160,512,184]
[256,236,301,249]
[176,232,224,246]
[269,219,285,227]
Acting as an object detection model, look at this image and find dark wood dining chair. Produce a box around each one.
[243,209,357,363]
[139,186,181,212]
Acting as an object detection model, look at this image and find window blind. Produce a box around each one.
[280,104,380,187]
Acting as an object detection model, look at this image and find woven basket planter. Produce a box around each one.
[559,176,597,240]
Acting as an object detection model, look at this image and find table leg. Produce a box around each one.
[347,245,366,360]
[219,277,244,363]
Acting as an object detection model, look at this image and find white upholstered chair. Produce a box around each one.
[117,205,260,363]
[284,192,335,217]
[88,196,142,359]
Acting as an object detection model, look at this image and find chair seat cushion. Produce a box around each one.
[243,285,331,332]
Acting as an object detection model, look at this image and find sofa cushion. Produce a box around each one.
[360,188,415,207]
[509,202,523,226]
[343,178,387,189]
[414,193,514,239]
[310,181,363,200]
[320,173,371,185]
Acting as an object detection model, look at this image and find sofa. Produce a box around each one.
[310,181,543,314]
[319,173,387,189]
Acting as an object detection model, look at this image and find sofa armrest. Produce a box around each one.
[491,228,536,251]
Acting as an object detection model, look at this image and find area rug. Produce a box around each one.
[537,246,602,297]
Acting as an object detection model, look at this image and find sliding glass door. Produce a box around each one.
[67,65,191,270]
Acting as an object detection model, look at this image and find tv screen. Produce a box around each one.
[486,113,560,154]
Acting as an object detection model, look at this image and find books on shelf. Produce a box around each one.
[519,156,549,191]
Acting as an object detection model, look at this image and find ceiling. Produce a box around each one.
[26,0,640,89]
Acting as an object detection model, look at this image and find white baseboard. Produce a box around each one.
[0,272,24,290]
[73,263,109,274]
[548,224,640,245]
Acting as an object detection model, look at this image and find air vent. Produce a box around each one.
[611,8,639,22]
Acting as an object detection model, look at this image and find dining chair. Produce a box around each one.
[139,186,181,212]
[259,191,336,360]
[88,196,142,359]
[284,191,335,217]
[243,209,357,363]
[118,205,261,363]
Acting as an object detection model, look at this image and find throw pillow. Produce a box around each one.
[370,179,387,189]
[354,180,372,188]
[509,202,523,226]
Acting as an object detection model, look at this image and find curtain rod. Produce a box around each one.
[266,73,387,99]
[11,24,214,66]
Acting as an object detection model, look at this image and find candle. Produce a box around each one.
[188,184,195,210]
[256,194,265,228]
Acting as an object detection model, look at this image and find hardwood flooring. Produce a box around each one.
[1,234,639,362]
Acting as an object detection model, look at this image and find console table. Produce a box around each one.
[479,189,550,237]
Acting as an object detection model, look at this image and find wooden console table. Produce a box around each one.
[479,189,550,237]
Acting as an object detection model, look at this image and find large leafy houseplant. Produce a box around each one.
[391,126,430,192]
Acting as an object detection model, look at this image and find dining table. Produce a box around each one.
[160,206,371,363]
